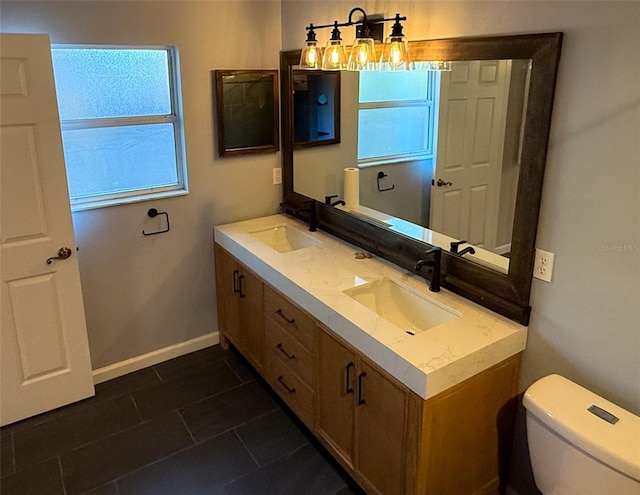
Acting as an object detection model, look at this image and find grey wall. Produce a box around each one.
[0,1,283,369]
[282,1,639,494]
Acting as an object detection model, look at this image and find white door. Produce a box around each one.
[430,60,511,250]
[1,33,94,426]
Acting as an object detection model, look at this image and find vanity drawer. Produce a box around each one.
[264,285,315,351]
[265,350,314,425]
[265,318,314,387]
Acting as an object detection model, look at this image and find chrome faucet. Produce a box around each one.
[294,199,317,232]
[450,240,476,257]
[415,247,441,292]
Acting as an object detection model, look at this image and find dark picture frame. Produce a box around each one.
[214,70,279,156]
[292,70,340,148]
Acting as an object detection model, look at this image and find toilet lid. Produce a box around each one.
[523,374,640,482]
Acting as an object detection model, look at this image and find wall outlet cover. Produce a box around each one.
[272,167,282,185]
[533,248,555,282]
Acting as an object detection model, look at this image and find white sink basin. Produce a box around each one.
[250,225,322,253]
[343,278,460,335]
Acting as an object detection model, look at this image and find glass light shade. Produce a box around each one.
[347,38,376,71]
[380,37,412,71]
[299,42,322,69]
[322,40,348,70]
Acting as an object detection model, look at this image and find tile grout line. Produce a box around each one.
[56,456,67,495]
[231,429,260,468]
[176,410,197,445]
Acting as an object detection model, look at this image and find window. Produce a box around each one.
[357,70,439,165]
[51,46,187,210]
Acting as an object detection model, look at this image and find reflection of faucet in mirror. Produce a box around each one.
[294,199,317,232]
[414,247,441,292]
[324,195,346,207]
[450,240,476,257]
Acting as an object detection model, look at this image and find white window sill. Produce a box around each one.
[70,189,189,212]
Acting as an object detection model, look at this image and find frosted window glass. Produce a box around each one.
[52,48,171,120]
[62,124,178,198]
[359,71,428,102]
[358,107,430,159]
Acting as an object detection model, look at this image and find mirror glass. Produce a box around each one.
[293,59,533,275]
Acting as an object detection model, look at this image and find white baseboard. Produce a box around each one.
[92,332,220,384]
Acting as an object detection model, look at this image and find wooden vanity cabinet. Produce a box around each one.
[317,327,410,495]
[214,246,264,370]
[214,245,521,495]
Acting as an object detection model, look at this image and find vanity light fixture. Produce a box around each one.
[299,7,411,71]
[299,24,321,70]
[322,21,349,70]
[379,13,412,71]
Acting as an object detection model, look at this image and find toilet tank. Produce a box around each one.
[523,374,640,495]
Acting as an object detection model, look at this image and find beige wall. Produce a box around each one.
[0,1,282,368]
[283,2,639,493]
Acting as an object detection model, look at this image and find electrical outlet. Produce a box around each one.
[533,248,555,282]
[272,167,282,185]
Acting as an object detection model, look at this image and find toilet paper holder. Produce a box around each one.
[376,171,395,192]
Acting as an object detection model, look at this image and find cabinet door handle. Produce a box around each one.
[357,371,367,405]
[276,343,295,360]
[345,362,355,394]
[277,375,296,394]
[232,269,240,293]
[276,308,295,324]
[238,274,245,298]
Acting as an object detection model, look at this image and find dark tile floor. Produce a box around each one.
[0,345,364,495]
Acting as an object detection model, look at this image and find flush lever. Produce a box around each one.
[46,247,72,264]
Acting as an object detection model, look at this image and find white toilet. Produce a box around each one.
[523,374,640,494]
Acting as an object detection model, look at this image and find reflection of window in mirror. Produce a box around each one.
[357,71,439,164]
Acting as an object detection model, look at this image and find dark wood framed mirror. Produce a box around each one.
[280,33,562,325]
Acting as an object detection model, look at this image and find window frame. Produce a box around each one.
[51,44,188,211]
[357,70,440,168]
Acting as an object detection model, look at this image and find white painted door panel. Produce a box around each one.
[1,33,94,426]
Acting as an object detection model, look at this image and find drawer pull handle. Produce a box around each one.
[357,371,367,405]
[345,362,355,394]
[277,375,296,394]
[276,309,295,324]
[276,343,296,360]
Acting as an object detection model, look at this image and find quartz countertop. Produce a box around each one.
[214,214,527,400]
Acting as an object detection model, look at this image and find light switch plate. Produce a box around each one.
[272,167,282,185]
[533,248,555,282]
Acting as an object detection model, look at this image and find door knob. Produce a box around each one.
[46,247,72,264]
[435,178,453,187]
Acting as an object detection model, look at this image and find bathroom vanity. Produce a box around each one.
[214,214,526,495]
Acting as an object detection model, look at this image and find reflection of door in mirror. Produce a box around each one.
[433,60,506,253]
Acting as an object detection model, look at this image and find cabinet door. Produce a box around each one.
[355,360,407,495]
[317,329,356,465]
[238,267,264,368]
[215,246,241,342]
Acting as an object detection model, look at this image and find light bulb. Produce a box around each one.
[347,38,375,71]
[306,45,319,66]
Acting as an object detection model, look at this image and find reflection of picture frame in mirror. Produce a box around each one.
[293,70,340,148]
[214,70,279,157]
